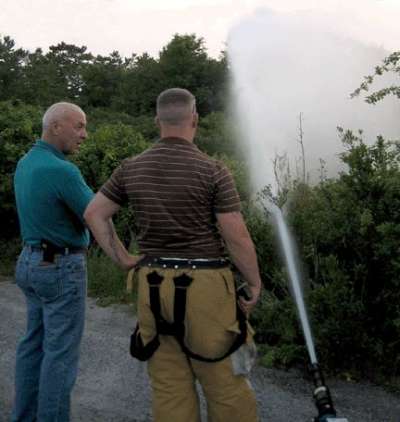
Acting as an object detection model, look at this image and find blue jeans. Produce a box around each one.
[12,246,87,422]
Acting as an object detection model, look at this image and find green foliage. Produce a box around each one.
[18,43,94,106]
[243,201,310,369]
[0,36,27,101]
[1,35,399,383]
[196,112,238,157]
[158,34,227,115]
[118,53,163,116]
[0,238,22,276]
[0,34,228,118]
[0,101,42,238]
[86,108,159,140]
[283,132,400,377]
[351,51,400,104]
[74,123,149,189]
[86,247,132,305]
[74,123,150,246]
[245,124,400,379]
[81,52,126,109]
[216,154,250,202]
[251,291,307,369]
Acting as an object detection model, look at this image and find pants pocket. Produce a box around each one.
[31,267,62,302]
[15,257,28,289]
[63,255,87,297]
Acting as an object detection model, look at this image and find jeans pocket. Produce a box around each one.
[15,250,30,289]
[31,267,62,302]
[63,255,87,297]
[15,262,26,288]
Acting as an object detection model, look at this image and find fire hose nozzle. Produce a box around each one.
[309,363,342,422]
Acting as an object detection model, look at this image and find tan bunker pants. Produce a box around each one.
[137,266,259,422]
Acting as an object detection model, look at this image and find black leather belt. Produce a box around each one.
[27,245,86,255]
[138,256,230,269]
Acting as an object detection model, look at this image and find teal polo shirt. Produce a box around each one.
[14,140,94,248]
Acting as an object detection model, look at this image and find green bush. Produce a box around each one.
[86,247,133,306]
[0,101,42,239]
[282,132,400,377]
[0,81,399,382]
[74,123,150,246]
[240,130,399,380]
[0,238,22,277]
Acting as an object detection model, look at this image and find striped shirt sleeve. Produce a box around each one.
[100,160,128,205]
[213,161,241,213]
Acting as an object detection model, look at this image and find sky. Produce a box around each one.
[227,7,400,191]
[0,0,399,58]
[1,0,399,191]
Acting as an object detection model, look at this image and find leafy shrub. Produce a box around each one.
[73,123,150,246]
[86,247,133,305]
[283,132,400,377]
[0,101,42,239]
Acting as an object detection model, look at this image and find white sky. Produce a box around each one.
[0,0,399,58]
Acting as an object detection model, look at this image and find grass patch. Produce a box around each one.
[0,238,21,277]
[87,246,137,306]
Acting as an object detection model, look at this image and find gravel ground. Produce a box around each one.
[1,279,399,422]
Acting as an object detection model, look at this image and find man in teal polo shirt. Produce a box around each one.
[12,102,94,422]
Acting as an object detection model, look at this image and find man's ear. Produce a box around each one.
[155,116,161,129]
[52,121,60,136]
[192,113,199,129]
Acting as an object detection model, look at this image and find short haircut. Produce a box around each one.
[42,102,84,130]
[156,88,196,126]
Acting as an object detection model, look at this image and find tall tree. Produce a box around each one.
[18,43,93,106]
[81,51,127,109]
[46,42,93,101]
[118,53,163,115]
[159,34,227,115]
[0,36,27,101]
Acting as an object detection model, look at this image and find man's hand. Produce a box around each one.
[217,211,263,315]
[238,284,261,316]
[122,254,145,271]
[84,192,136,270]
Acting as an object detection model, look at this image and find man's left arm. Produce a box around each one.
[59,164,94,223]
[84,192,142,270]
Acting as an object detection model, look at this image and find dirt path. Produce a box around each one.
[1,280,399,421]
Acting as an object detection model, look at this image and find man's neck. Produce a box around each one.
[41,134,63,152]
[160,128,194,143]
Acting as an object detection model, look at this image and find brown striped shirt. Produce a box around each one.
[100,137,241,258]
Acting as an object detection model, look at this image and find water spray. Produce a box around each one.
[272,206,349,422]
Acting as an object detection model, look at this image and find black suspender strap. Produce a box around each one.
[173,279,247,363]
[129,271,164,361]
[173,273,193,338]
[147,271,164,330]
[131,270,248,363]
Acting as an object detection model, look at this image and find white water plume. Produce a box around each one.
[225,7,400,364]
[272,205,318,364]
[228,8,400,193]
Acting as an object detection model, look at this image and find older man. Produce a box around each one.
[12,102,94,422]
[84,88,261,421]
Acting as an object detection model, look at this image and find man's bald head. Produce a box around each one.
[156,88,196,126]
[41,102,87,154]
[42,102,85,131]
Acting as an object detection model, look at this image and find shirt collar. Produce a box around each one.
[158,137,197,148]
[35,139,66,160]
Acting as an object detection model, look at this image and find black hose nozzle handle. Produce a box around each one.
[309,363,337,420]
